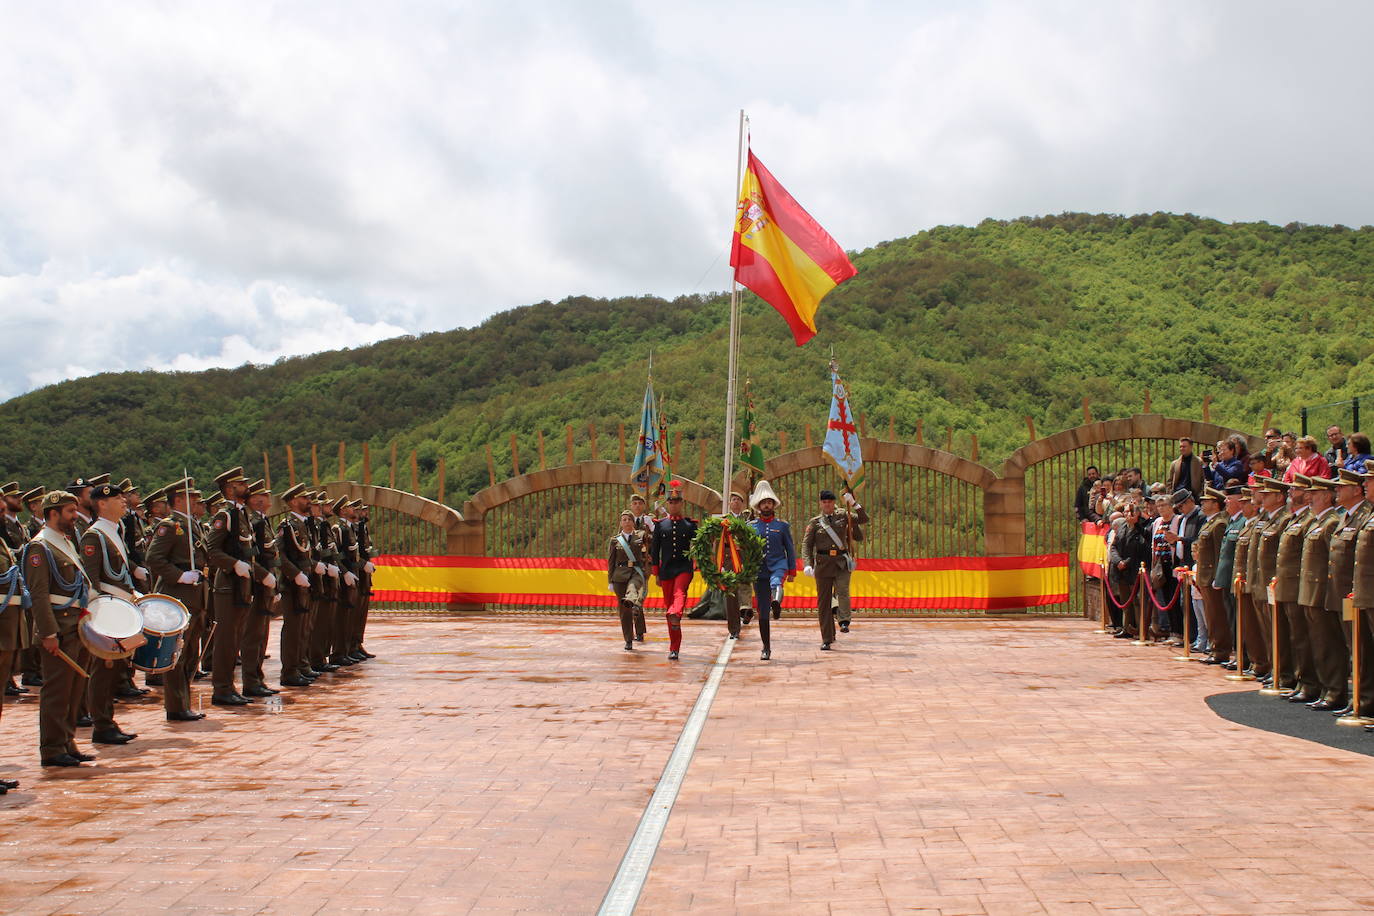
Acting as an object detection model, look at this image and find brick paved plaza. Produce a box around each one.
[4,615,1374,914]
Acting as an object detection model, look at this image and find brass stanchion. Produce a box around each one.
[1097,564,1110,634]
[1337,601,1369,727]
[1174,569,1192,661]
[1258,578,1283,695]
[1132,563,1150,646]
[1226,573,1251,681]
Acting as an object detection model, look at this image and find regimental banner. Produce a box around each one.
[1077,521,1109,578]
[372,553,1069,611]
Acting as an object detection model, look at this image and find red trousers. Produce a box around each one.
[659,572,691,652]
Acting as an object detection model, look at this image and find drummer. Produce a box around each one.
[145,478,210,722]
[79,482,140,746]
[24,490,93,767]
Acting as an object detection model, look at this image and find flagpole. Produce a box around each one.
[721,108,746,515]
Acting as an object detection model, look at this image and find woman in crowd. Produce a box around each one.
[1283,435,1331,482]
[1209,438,1246,488]
[1107,503,1150,637]
[1343,432,1372,473]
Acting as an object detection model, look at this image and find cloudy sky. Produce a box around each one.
[1,1,1370,400]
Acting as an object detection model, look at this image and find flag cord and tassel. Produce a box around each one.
[720,108,747,516]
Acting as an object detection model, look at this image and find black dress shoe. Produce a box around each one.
[346,653,366,663]
[624,641,633,651]
[280,677,312,688]
[728,633,738,640]
[41,754,82,767]
[330,657,356,667]
[1288,692,1319,703]
[840,622,850,633]
[741,610,754,625]
[242,686,277,698]
[358,649,376,658]
[21,674,43,686]
[321,663,341,672]
[114,686,144,699]
[68,750,95,762]
[1221,661,1238,671]
[92,730,133,745]
[76,714,92,727]
[1309,699,1336,710]
[1201,658,1223,666]
[668,651,679,660]
[167,711,206,721]
[771,607,781,621]
[634,636,645,643]
[760,648,771,661]
[820,643,831,650]
[211,694,249,706]
[0,778,17,789]
[193,671,209,681]
[4,683,24,696]
[1332,705,1355,717]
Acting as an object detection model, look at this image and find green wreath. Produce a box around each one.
[689,516,765,590]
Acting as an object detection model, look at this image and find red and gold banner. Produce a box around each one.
[1078,521,1109,578]
[373,553,1068,611]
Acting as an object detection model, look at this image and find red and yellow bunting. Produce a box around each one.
[372,553,1068,611]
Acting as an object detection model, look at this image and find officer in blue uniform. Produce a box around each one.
[748,480,795,661]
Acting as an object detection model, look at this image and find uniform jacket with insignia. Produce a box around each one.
[1273,507,1315,603]
[0,538,30,652]
[1256,507,1291,600]
[1297,506,1341,608]
[80,518,137,601]
[276,512,314,611]
[1213,513,1246,590]
[145,511,208,612]
[1350,504,1374,608]
[803,504,869,578]
[206,502,262,597]
[1,514,26,551]
[1192,511,1227,586]
[650,515,697,580]
[750,515,796,579]
[607,530,650,585]
[23,527,90,639]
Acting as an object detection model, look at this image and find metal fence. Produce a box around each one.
[1299,394,1369,440]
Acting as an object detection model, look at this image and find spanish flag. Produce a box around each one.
[730,150,857,346]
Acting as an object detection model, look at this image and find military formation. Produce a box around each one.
[1116,469,1374,728]
[0,468,378,784]
[606,478,865,660]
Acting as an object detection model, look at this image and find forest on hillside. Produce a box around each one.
[3,212,1371,503]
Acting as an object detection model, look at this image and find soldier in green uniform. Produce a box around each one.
[1296,476,1345,709]
[327,496,362,668]
[1229,487,1267,677]
[351,500,377,660]
[1192,487,1230,665]
[1346,469,1374,724]
[144,488,170,522]
[1254,478,1292,689]
[205,467,263,706]
[21,486,45,539]
[1273,478,1319,702]
[145,478,210,722]
[1,482,29,697]
[16,486,46,690]
[307,493,343,676]
[608,510,651,650]
[0,514,30,790]
[802,488,869,649]
[238,479,279,698]
[79,482,140,744]
[721,491,755,639]
[25,490,94,766]
[276,484,316,688]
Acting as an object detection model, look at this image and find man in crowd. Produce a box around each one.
[1167,439,1206,500]
[1075,466,1101,522]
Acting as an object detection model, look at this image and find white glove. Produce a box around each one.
[133,590,145,600]
[803,565,815,578]
[262,573,277,589]
[233,560,251,578]
[343,572,357,587]
[843,491,856,506]
[607,583,615,592]
[327,564,339,578]
[314,562,326,575]
[177,570,201,585]
[133,566,148,582]
[364,561,376,574]
[294,572,310,588]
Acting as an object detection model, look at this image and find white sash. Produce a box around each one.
[816,515,847,552]
[37,527,96,589]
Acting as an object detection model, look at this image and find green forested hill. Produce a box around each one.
[4,212,1372,502]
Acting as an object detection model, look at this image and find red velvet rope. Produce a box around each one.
[1140,567,1184,612]
[1101,565,1142,610]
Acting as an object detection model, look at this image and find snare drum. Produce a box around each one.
[79,595,147,660]
[132,594,190,673]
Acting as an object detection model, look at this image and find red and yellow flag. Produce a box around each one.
[730,150,857,346]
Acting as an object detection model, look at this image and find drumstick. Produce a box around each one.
[194,620,217,675]
[54,647,91,679]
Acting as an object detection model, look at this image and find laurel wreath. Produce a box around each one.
[689,516,765,591]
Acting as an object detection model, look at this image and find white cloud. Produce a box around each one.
[1,0,1372,399]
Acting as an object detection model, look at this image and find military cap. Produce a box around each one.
[729,491,746,501]
[311,490,330,504]
[164,477,201,499]
[214,466,246,489]
[247,478,270,497]
[330,495,349,514]
[0,481,18,496]
[1240,486,1254,498]
[1201,486,1226,502]
[1290,473,1312,490]
[1336,468,1366,486]
[348,499,364,509]
[819,489,837,501]
[90,482,124,501]
[1170,488,1194,507]
[145,488,167,505]
[118,477,137,492]
[88,473,110,486]
[1307,476,1337,491]
[68,477,90,491]
[281,483,308,501]
[40,490,78,512]
[205,493,224,509]
[20,485,45,505]
[1257,477,1289,492]
[1224,485,1245,496]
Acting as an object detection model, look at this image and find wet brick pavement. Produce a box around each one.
[3,615,1374,914]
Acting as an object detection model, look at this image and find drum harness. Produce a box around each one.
[27,533,91,613]
[0,542,31,609]
[93,527,136,601]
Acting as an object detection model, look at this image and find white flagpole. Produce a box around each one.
[721,109,746,515]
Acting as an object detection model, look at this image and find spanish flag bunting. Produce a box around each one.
[731,149,857,346]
